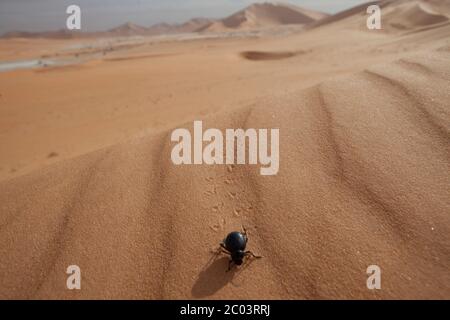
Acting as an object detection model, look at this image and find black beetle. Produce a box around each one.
[219,226,262,271]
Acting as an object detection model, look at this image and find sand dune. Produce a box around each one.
[108,23,150,36]
[201,3,328,32]
[385,1,449,30]
[108,19,215,36]
[0,0,450,300]
[312,0,450,31]
[3,2,324,39]
[1,48,449,300]
[309,1,381,29]
[177,18,214,33]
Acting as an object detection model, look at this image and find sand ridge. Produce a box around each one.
[0,0,449,300]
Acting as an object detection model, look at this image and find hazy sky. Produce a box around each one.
[0,0,370,34]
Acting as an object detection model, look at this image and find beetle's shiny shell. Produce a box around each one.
[224,231,247,252]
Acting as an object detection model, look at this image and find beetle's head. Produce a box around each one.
[232,250,245,265]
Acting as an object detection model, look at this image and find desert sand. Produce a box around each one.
[0,0,449,299]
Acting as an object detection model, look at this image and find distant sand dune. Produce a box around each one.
[201,3,328,32]
[386,3,449,29]
[310,0,450,32]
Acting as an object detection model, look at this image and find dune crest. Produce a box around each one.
[385,2,449,30]
[200,2,328,31]
[311,0,450,32]
[109,22,149,36]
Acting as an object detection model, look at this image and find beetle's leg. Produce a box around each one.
[226,260,234,272]
[219,243,231,255]
[245,251,262,259]
[212,243,229,256]
[242,225,249,243]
